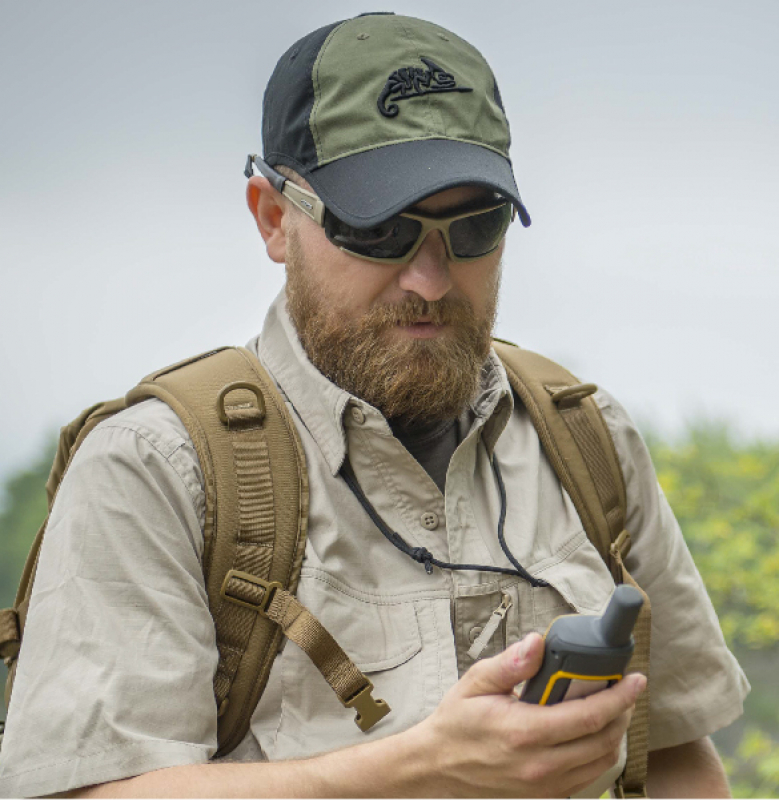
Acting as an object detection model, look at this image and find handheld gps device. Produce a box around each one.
[518,584,644,705]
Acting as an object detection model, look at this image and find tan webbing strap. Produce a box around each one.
[551,391,625,545]
[210,432,276,710]
[612,534,652,798]
[220,571,390,732]
[552,401,651,796]
[493,340,649,797]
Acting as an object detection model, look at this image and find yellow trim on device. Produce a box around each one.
[539,671,623,706]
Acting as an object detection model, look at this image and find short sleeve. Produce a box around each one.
[0,400,219,798]
[595,389,750,751]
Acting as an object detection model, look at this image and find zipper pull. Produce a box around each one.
[467,593,513,661]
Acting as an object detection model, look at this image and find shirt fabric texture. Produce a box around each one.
[0,291,749,798]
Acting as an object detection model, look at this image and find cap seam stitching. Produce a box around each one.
[310,21,347,165]
[312,135,510,168]
[398,17,435,139]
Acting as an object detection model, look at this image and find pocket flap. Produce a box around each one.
[534,530,615,614]
[297,569,422,673]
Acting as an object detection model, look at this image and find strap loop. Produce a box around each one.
[216,382,266,426]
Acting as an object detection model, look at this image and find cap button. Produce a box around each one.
[350,406,366,425]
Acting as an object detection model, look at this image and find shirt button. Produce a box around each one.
[350,406,365,424]
[420,511,439,530]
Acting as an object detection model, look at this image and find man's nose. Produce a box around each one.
[397,230,453,301]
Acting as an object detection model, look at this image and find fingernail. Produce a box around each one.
[630,674,647,700]
[517,636,534,661]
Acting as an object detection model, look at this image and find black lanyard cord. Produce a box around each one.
[340,454,548,588]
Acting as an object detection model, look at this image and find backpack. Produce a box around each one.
[0,341,650,797]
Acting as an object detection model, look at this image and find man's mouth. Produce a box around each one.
[395,318,448,338]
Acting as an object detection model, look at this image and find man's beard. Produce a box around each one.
[284,226,500,425]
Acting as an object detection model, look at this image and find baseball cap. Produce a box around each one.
[261,12,531,229]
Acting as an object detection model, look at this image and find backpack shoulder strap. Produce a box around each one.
[493,338,651,798]
[126,346,388,756]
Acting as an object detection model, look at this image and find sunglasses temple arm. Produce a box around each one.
[244,154,287,195]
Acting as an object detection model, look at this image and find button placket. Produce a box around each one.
[347,423,450,569]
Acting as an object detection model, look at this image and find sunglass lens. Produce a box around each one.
[325,213,423,259]
[449,204,513,258]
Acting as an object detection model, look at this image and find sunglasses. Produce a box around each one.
[245,154,515,264]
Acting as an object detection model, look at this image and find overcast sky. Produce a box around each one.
[1,0,778,487]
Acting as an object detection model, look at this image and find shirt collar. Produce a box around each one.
[473,349,515,456]
[248,289,515,475]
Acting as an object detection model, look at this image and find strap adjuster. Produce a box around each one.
[219,569,281,615]
[342,680,391,732]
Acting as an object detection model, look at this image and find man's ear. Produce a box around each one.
[246,176,287,264]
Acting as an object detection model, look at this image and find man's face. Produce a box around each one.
[283,185,504,424]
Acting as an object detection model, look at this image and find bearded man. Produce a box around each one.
[0,12,747,799]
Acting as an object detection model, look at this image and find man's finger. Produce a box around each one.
[541,707,633,777]
[524,672,646,746]
[458,634,545,698]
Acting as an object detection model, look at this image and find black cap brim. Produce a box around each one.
[296,139,531,229]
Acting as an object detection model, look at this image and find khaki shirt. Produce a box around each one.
[0,291,749,798]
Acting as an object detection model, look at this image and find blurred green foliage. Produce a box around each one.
[0,423,777,796]
[0,440,53,729]
[723,727,779,799]
[0,442,52,612]
[647,424,779,798]
[648,425,779,651]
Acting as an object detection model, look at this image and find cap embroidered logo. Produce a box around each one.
[377,56,473,118]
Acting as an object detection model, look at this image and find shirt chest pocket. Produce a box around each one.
[527,529,617,635]
[273,572,427,760]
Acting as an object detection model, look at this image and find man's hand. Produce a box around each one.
[415,633,647,798]
[67,634,646,798]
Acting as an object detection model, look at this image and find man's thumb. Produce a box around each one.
[461,634,545,698]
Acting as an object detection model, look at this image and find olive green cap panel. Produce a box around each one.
[310,14,510,166]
